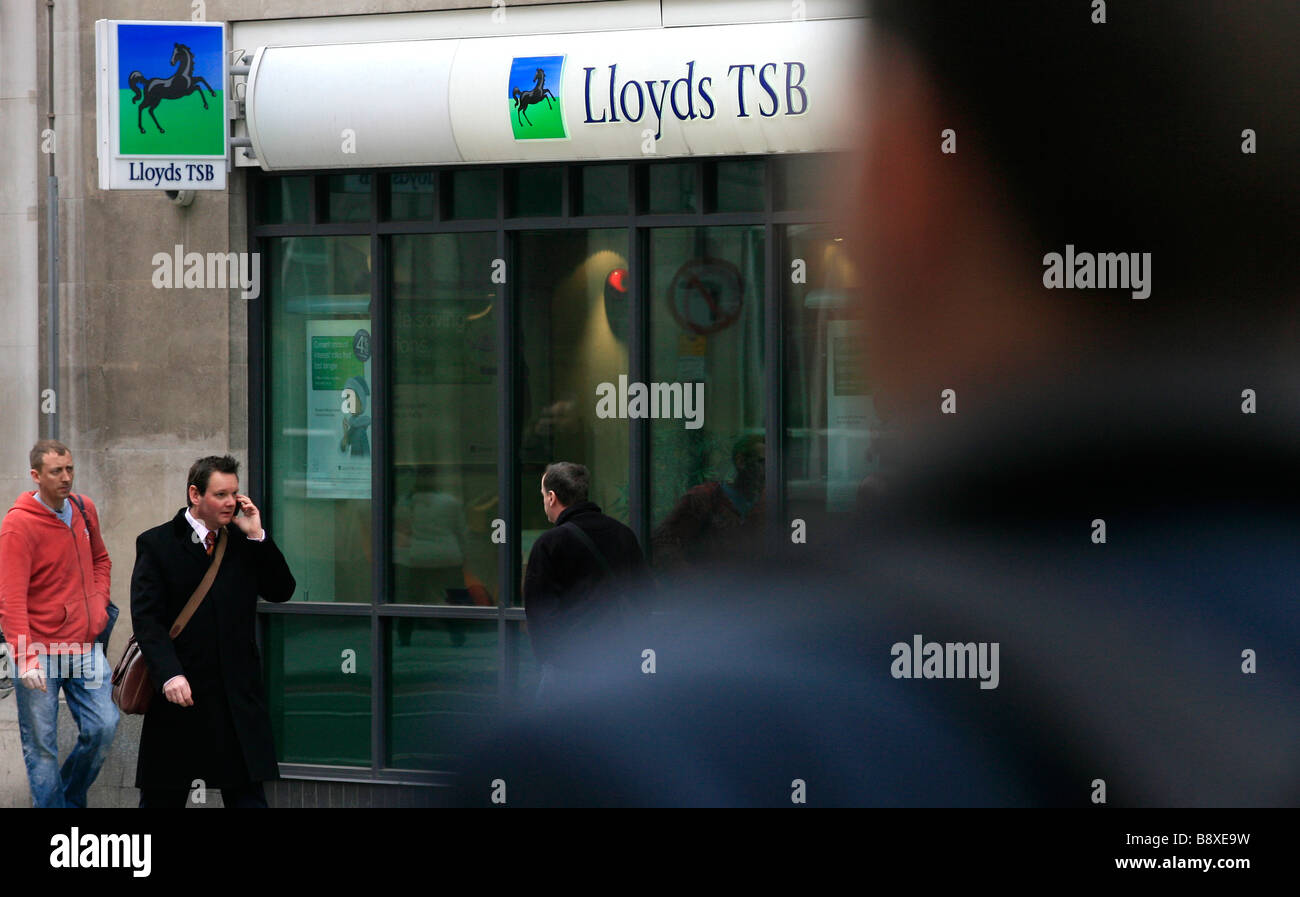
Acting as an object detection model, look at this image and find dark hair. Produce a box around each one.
[29,440,71,472]
[870,0,1297,348]
[187,455,240,507]
[542,462,589,506]
[732,434,765,469]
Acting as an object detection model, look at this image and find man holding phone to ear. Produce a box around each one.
[130,455,295,808]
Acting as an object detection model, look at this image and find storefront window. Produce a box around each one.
[714,160,765,213]
[516,228,631,599]
[326,174,372,223]
[265,615,371,766]
[389,171,436,220]
[255,158,836,779]
[783,225,884,526]
[648,162,698,214]
[447,169,498,220]
[647,226,766,579]
[268,235,374,603]
[577,164,628,216]
[508,166,563,217]
[391,233,499,608]
[385,619,498,770]
[259,175,310,224]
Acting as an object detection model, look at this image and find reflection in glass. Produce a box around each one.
[648,162,698,214]
[326,174,372,222]
[714,159,765,213]
[577,164,628,216]
[258,175,310,224]
[508,166,562,217]
[268,236,374,602]
[389,171,436,220]
[648,227,766,578]
[448,169,498,220]
[516,229,631,601]
[777,153,844,211]
[386,619,497,770]
[391,233,500,609]
[265,615,371,766]
[783,225,884,527]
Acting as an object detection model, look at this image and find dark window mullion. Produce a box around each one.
[764,160,784,553]
[371,231,389,772]
[497,186,514,703]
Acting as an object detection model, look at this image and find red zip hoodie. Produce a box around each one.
[0,492,111,676]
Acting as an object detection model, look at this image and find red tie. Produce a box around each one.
[204,531,216,556]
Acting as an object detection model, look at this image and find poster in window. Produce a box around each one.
[306,319,373,499]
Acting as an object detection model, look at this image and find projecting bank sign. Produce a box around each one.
[95,20,229,190]
[245,19,858,169]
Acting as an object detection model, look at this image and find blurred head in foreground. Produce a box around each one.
[455,1,1300,807]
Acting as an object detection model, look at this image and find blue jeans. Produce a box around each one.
[13,645,119,808]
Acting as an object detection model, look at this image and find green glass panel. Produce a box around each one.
[326,174,372,222]
[782,224,878,525]
[647,162,698,214]
[647,226,766,578]
[265,615,371,766]
[258,175,310,224]
[714,159,765,213]
[268,235,374,602]
[777,153,844,211]
[508,166,562,217]
[578,164,628,216]
[448,169,498,220]
[389,171,436,220]
[391,233,500,606]
[385,619,498,770]
[515,228,631,603]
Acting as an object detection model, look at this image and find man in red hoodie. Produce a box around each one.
[0,439,117,807]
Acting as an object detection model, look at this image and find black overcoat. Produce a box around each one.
[130,510,295,789]
[523,501,649,666]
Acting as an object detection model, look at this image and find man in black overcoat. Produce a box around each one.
[524,462,648,702]
[131,455,295,807]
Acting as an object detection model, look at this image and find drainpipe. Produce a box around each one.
[45,0,59,439]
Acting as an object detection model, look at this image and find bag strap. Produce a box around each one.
[562,521,613,576]
[168,527,227,638]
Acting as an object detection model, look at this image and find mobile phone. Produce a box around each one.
[233,495,242,517]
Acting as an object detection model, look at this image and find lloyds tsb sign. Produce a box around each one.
[581,61,809,141]
[244,19,857,170]
[96,19,229,190]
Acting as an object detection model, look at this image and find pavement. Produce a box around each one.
[0,683,225,808]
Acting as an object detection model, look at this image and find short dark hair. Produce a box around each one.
[542,462,589,506]
[187,455,240,507]
[30,440,71,472]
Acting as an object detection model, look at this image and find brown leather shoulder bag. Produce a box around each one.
[112,528,227,714]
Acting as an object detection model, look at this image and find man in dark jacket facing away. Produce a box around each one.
[525,462,647,703]
[131,455,295,807]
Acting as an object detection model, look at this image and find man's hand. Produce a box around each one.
[163,675,194,707]
[20,667,46,692]
[233,494,264,541]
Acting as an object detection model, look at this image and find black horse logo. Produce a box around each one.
[512,68,556,127]
[128,42,216,134]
